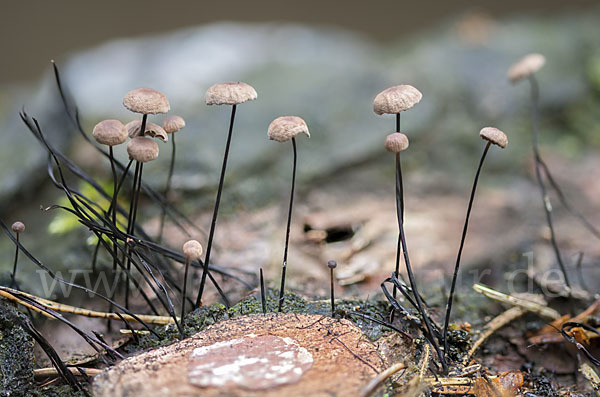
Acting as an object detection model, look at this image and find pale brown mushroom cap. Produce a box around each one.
[126,120,168,142]
[480,127,508,148]
[11,221,25,233]
[127,137,159,162]
[92,120,128,146]
[205,82,257,106]
[183,240,203,260]
[163,115,186,134]
[267,116,310,142]
[384,132,409,153]
[373,85,423,115]
[507,53,546,83]
[123,88,170,114]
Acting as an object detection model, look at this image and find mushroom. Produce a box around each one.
[442,126,508,358]
[375,84,447,371]
[92,119,128,271]
[328,260,337,317]
[126,120,168,142]
[158,115,186,243]
[182,240,202,321]
[507,54,572,289]
[123,136,160,307]
[267,116,310,312]
[195,82,257,309]
[10,221,25,288]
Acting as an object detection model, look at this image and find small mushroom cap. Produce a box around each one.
[92,120,128,146]
[205,82,257,106]
[327,260,337,269]
[373,85,423,115]
[183,240,203,260]
[507,53,546,83]
[163,115,186,134]
[480,127,508,148]
[384,132,410,153]
[268,116,310,142]
[127,137,159,163]
[126,120,168,142]
[11,221,25,233]
[123,88,170,114]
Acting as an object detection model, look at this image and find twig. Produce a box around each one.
[34,367,102,378]
[360,361,406,397]
[580,363,600,397]
[465,306,525,363]
[473,283,560,319]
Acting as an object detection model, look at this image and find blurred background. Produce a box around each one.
[1,0,600,308]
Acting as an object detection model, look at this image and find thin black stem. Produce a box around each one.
[195,104,237,308]
[260,268,267,314]
[125,161,142,309]
[529,75,571,288]
[443,142,490,359]
[393,113,403,300]
[181,256,190,321]
[10,233,20,288]
[158,134,176,243]
[278,137,297,312]
[330,267,335,317]
[109,146,118,271]
[394,152,448,372]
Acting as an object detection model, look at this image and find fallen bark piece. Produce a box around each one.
[93,313,383,396]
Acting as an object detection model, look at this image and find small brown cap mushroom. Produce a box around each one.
[327,260,337,269]
[11,221,25,233]
[384,132,409,152]
[127,137,159,162]
[163,115,186,134]
[123,88,170,114]
[92,120,128,146]
[205,82,257,106]
[479,127,508,148]
[373,85,423,115]
[507,53,546,84]
[126,120,168,142]
[268,116,310,142]
[183,240,203,260]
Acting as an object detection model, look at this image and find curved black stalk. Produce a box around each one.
[195,104,237,308]
[158,133,177,243]
[442,141,491,358]
[528,75,571,288]
[10,233,20,288]
[125,161,143,309]
[395,152,448,372]
[278,137,297,312]
[109,146,119,270]
[181,255,190,322]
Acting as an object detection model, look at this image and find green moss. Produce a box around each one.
[0,299,35,396]
[32,385,88,397]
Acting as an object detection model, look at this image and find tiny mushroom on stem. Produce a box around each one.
[158,115,186,243]
[442,126,508,360]
[508,53,572,290]
[375,84,447,372]
[10,221,25,288]
[122,88,169,308]
[195,82,257,309]
[373,85,421,300]
[126,120,168,143]
[328,260,337,317]
[267,116,310,312]
[182,240,203,321]
[92,119,129,271]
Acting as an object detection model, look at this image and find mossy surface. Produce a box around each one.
[0,299,35,397]
[127,288,394,353]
